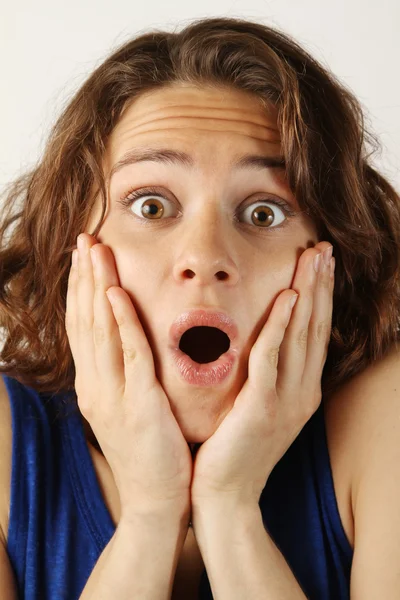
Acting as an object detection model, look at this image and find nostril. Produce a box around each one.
[183,270,196,279]
[179,326,230,363]
[216,272,229,281]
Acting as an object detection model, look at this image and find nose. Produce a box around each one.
[172,214,240,287]
[174,256,236,284]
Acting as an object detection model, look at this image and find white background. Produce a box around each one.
[1,0,399,195]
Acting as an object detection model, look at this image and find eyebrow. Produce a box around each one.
[108,147,286,182]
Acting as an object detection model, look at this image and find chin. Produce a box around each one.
[177,404,231,444]
[179,418,215,444]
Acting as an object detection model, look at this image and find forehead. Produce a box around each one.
[105,83,282,171]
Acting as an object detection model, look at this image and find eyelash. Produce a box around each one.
[117,185,297,230]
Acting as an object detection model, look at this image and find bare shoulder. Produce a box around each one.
[325,344,400,594]
[0,376,13,547]
[323,342,400,537]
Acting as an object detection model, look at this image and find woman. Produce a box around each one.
[0,16,399,600]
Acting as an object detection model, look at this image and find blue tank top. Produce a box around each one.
[2,374,353,599]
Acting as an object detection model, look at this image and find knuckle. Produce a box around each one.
[267,346,280,369]
[93,324,106,346]
[303,402,316,421]
[121,342,138,362]
[79,314,93,333]
[315,320,330,343]
[114,311,126,328]
[310,392,322,415]
[296,327,308,350]
[302,392,322,421]
[94,278,103,292]
[320,274,330,289]
[74,385,93,418]
[78,397,94,420]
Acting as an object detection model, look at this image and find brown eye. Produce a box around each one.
[140,197,165,220]
[241,202,286,228]
[251,205,274,227]
[120,188,177,220]
[119,186,296,230]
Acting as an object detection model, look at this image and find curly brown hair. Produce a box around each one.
[1,16,399,403]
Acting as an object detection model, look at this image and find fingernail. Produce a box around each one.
[90,247,97,267]
[289,294,299,309]
[72,249,78,267]
[106,289,116,305]
[77,234,86,253]
[314,253,321,273]
[323,246,333,265]
[285,294,299,327]
[330,257,336,278]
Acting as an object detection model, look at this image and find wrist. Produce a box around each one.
[119,499,190,529]
[192,490,259,512]
[192,494,260,526]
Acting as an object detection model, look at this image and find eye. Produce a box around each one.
[119,186,177,221]
[239,199,294,229]
[118,186,296,229]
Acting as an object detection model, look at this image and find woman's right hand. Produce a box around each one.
[65,233,193,522]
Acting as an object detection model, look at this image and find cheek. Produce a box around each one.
[112,244,166,309]
[254,253,297,290]
[112,251,160,345]
[116,252,158,287]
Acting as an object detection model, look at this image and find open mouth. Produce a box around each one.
[179,326,231,364]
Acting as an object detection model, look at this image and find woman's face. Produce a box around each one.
[86,83,318,443]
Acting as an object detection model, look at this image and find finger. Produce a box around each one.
[248,289,299,392]
[277,249,321,395]
[76,234,98,398]
[90,244,126,399]
[303,250,335,391]
[65,248,78,358]
[105,285,158,400]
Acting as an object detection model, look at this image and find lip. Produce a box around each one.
[169,309,239,351]
[168,309,239,387]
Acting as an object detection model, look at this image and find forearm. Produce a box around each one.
[79,510,188,600]
[192,500,308,600]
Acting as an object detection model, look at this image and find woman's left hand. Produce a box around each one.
[190,242,335,509]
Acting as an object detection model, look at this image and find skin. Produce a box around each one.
[83,82,324,445]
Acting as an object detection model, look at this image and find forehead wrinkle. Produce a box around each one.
[117,126,278,143]
[119,119,279,143]
[125,105,279,131]
[112,123,280,165]
[108,104,282,183]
